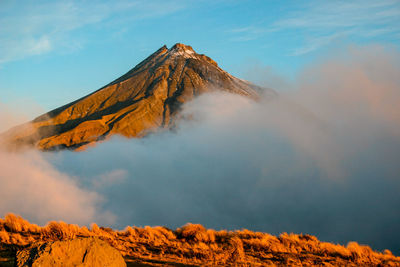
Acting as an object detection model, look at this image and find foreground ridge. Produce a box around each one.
[1,214,399,266]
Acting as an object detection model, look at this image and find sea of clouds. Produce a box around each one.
[1,45,399,253]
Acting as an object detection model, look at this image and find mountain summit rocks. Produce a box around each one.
[3,43,274,150]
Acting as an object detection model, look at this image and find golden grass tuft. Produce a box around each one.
[176,223,215,243]
[2,214,40,233]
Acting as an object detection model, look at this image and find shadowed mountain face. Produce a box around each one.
[2,43,273,151]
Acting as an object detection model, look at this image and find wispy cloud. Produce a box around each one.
[272,0,400,30]
[229,0,400,54]
[290,32,349,56]
[0,0,187,64]
[228,26,268,42]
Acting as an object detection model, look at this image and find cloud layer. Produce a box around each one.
[1,45,399,254]
[47,45,400,253]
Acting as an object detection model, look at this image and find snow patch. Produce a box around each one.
[168,46,198,59]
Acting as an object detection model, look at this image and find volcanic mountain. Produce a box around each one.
[3,43,273,150]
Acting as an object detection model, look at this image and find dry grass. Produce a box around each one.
[0,213,399,266]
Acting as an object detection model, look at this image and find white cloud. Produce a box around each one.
[28,36,52,55]
[0,149,113,226]
[290,32,349,56]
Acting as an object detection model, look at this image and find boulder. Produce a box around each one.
[16,237,126,267]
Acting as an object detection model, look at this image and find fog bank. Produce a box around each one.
[1,45,400,253]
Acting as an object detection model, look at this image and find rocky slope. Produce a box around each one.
[2,43,273,151]
[1,214,399,266]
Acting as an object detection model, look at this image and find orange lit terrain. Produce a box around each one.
[2,44,270,151]
[0,214,399,266]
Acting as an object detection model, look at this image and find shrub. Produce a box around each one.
[176,223,211,243]
[41,221,78,240]
[3,213,40,233]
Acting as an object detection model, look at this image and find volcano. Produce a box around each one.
[3,43,274,150]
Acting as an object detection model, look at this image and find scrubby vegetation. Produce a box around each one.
[0,213,399,266]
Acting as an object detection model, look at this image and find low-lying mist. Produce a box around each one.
[1,45,399,253]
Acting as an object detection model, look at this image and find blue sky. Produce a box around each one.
[1,0,399,113]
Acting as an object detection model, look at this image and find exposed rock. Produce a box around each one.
[2,43,275,150]
[16,237,126,267]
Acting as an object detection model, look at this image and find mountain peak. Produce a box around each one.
[167,43,196,58]
[170,43,194,51]
[2,44,274,151]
